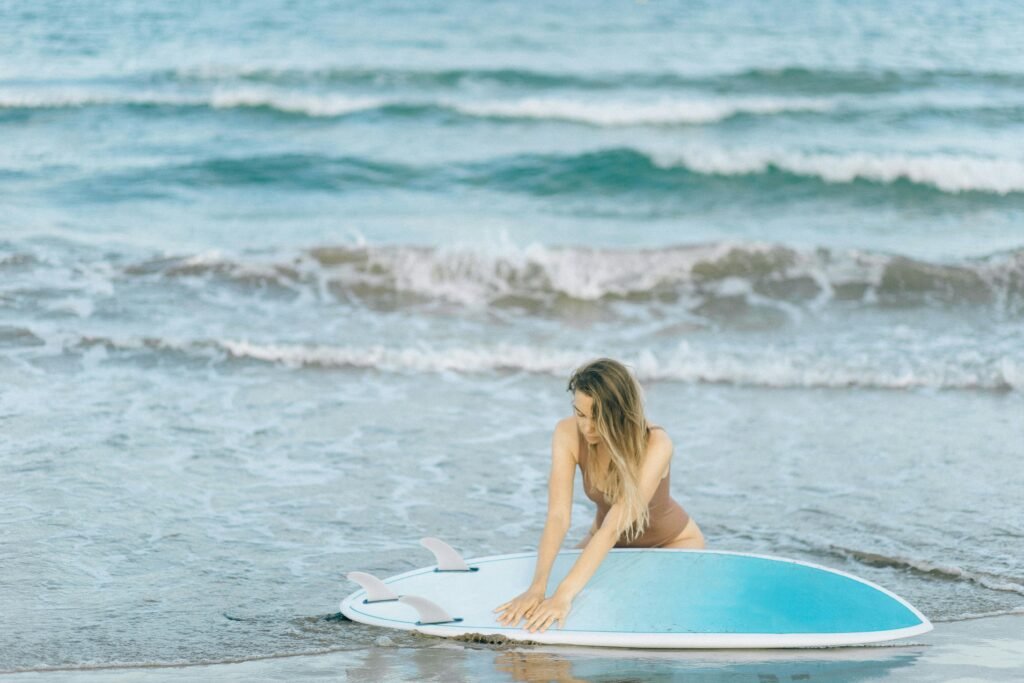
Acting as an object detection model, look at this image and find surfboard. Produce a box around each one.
[340,538,932,648]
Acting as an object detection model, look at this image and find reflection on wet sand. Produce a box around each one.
[494,651,587,683]
[343,641,923,682]
[489,646,922,682]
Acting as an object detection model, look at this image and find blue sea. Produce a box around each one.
[2,1,1023,678]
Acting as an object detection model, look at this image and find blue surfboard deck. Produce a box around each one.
[341,549,932,648]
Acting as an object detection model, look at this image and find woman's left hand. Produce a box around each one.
[523,593,572,633]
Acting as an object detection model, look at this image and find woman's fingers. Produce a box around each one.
[519,600,542,623]
[499,596,565,631]
[525,610,547,632]
[497,602,531,626]
[516,604,538,623]
[494,594,541,623]
[495,601,521,621]
[523,604,566,632]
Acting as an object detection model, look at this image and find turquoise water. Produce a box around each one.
[2,0,1023,674]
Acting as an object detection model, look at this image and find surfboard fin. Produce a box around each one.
[346,571,399,604]
[420,537,478,572]
[398,594,463,625]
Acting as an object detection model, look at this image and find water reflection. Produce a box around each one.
[491,647,923,683]
[347,642,923,682]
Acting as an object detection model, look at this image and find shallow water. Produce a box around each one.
[2,0,1023,673]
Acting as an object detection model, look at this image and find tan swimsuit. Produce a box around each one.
[578,426,690,548]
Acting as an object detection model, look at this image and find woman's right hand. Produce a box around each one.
[493,587,546,627]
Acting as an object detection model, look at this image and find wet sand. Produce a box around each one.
[5,614,1021,682]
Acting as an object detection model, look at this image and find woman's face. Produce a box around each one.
[573,391,601,445]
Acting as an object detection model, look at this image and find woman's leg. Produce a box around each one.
[661,518,705,549]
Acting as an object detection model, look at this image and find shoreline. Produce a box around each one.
[4,613,1021,682]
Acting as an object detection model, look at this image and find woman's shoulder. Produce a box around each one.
[647,424,674,453]
[555,415,577,434]
[553,416,581,463]
[554,416,578,444]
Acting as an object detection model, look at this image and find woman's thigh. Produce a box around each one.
[660,518,706,549]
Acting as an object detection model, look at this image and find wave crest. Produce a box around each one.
[455,96,835,125]
[0,86,835,125]
[66,336,1023,392]
[654,148,1024,195]
[6,83,1024,134]
[53,147,1024,199]
[124,243,1024,320]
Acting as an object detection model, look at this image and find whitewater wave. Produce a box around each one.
[206,89,841,125]
[64,336,1023,392]
[653,147,1024,195]
[6,84,1024,130]
[208,89,386,117]
[0,86,835,124]
[43,143,1024,199]
[0,86,388,117]
[479,147,1024,196]
[455,96,836,125]
[121,242,1024,317]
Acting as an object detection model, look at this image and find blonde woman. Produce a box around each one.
[494,358,704,633]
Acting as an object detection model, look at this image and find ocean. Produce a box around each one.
[1,0,1023,678]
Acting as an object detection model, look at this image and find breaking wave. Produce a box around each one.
[122,242,1024,316]
[0,87,838,125]
[60,335,1024,392]
[652,148,1024,196]
[45,146,1024,199]
[7,85,1024,130]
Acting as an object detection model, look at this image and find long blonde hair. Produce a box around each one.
[568,358,651,543]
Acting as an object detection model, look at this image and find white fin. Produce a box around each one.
[420,537,471,571]
[346,571,399,603]
[399,594,459,625]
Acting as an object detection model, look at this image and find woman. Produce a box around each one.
[493,358,704,633]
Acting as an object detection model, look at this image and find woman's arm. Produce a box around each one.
[523,431,673,632]
[494,419,577,625]
[527,419,577,589]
